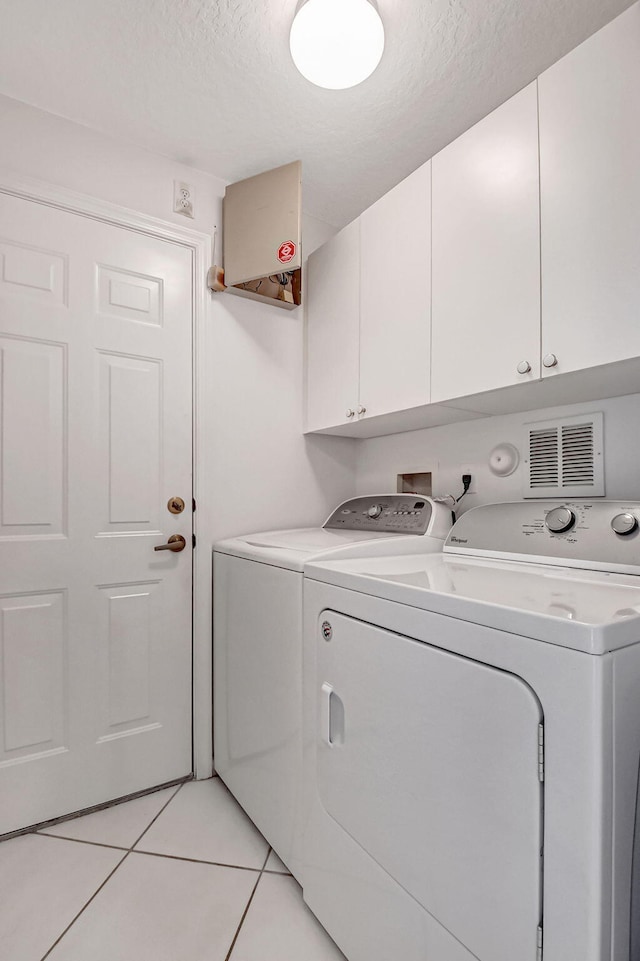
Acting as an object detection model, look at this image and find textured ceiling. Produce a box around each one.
[0,0,633,226]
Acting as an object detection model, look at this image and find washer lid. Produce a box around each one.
[305,552,640,654]
[215,528,395,568]
[242,528,386,552]
[214,527,447,572]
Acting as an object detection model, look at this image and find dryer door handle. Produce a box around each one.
[321,682,345,747]
[321,683,334,746]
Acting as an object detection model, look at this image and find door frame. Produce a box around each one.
[0,168,214,779]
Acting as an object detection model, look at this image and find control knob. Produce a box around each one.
[545,506,576,534]
[611,513,638,536]
[367,504,383,519]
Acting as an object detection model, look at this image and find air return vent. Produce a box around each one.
[523,412,604,498]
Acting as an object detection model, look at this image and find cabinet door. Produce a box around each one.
[305,220,360,432]
[224,161,302,285]
[431,83,541,402]
[359,163,431,418]
[539,4,640,378]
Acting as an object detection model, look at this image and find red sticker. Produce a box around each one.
[277,241,296,264]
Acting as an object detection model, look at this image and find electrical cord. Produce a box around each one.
[433,495,456,508]
[456,474,472,503]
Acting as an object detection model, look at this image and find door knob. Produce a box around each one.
[516,360,531,374]
[543,353,558,368]
[154,535,187,553]
[345,409,355,419]
[357,405,367,415]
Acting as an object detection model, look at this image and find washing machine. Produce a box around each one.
[213,494,451,878]
[302,500,640,961]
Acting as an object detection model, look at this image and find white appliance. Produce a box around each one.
[213,495,451,877]
[302,500,640,961]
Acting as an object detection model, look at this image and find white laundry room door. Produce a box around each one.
[0,193,194,835]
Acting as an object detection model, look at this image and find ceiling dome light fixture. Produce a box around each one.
[290,0,385,90]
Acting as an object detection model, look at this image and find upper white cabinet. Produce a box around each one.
[305,4,640,438]
[538,2,640,379]
[306,219,360,432]
[430,83,541,403]
[359,163,431,418]
[306,164,432,433]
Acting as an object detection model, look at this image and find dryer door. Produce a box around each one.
[316,611,543,961]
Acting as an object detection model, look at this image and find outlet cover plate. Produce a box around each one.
[174,180,195,218]
[460,466,477,494]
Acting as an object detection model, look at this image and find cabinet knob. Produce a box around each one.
[516,360,531,375]
[345,409,355,419]
[543,353,558,369]
[357,406,367,415]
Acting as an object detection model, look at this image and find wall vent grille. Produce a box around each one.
[524,413,604,498]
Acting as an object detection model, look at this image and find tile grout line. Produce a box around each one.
[38,782,185,961]
[35,830,284,875]
[224,846,272,961]
[37,781,185,857]
[37,832,129,853]
[132,848,264,873]
[38,850,131,961]
[35,798,290,877]
[128,781,185,849]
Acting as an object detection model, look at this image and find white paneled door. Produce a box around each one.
[0,194,193,835]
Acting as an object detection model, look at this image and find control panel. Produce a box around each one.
[445,501,640,573]
[324,495,434,535]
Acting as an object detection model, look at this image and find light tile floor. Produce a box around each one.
[0,776,346,961]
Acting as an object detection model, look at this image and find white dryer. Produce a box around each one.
[213,495,451,878]
[303,500,640,961]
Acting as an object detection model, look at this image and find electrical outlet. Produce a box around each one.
[460,467,477,494]
[174,181,195,218]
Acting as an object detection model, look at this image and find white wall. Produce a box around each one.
[355,393,640,512]
[0,95,227,234]
[207,281,356,542]
[0,94,354,541]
